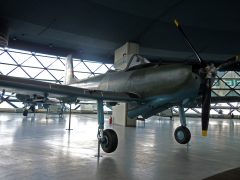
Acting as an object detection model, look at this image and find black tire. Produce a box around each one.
[174,126,191,144]
[101,129,118,153]
[23,109,28,116]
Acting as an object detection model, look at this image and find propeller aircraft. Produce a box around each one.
[0,20,239,155]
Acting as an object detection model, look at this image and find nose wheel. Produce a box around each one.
[174,126,191,144]
[96,99,118,158]
[101,129,118,153]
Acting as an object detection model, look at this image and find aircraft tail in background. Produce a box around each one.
[64,54,76,85]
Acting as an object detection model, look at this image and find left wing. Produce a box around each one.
[0,75,140,102]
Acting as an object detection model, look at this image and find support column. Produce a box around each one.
[112,103,136,127]
[66,104,73,130]
[114,42,139,70]
[112,42,139,127]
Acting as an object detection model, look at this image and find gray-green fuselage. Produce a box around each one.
[71,64,201,105]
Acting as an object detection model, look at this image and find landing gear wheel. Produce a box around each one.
[101,129,118,153]
[23,109,28,116]
[174,126,191,144]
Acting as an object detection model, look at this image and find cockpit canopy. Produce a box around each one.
[125,54,150,70]
[114,54,150,71]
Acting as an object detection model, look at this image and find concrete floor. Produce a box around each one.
[0,113,240,180]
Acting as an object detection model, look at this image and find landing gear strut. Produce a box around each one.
[174,105,191,144]
[96,99,118,157]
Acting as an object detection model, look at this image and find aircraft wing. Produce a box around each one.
[0,75,141,102]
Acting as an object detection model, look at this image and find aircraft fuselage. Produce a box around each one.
[71,64,201,103]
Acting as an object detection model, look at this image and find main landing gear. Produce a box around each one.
[101,129,118,153]
[97,99,118,156]
[174,105,191,144]
[23,105,36,117]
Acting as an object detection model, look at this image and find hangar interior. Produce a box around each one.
[0,47,240,180]
[0,47,239,117]
[1,47,240,116]
[1,1,240,180]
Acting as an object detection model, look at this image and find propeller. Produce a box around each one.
[0,89,11,103]
[0,89,6,100]
[201,78,211,136]
[174,19,240,136]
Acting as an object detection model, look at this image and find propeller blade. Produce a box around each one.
[174,19,216,137]
[174,19,203,64]
[217,55,240,71]
[2,89,5,97]
[5,99,18,108]
[201,78,211,136]
[0,89,6,102]
[4,96,11,101]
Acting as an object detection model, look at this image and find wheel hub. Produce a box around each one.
[177,131,184,140]
[101,136,109,147]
